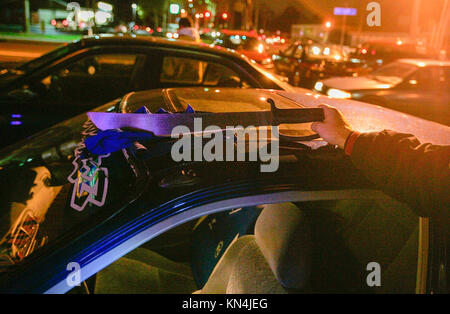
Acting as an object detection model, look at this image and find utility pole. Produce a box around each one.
[339,1,349,52]
[435,0,450,53]
[410,0,421,42]
[24,0,30,33]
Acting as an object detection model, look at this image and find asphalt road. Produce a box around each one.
[0,40,61,68]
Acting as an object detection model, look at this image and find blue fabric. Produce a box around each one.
[84,130,156,155]
[84,105,194,155]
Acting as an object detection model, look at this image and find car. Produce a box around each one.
[0,34,292,148]
[0,87,448,294]
[50,18,69,31]
[313,59,450,126]
[272,39,368,89]
[352,41,434,71]
[214,30,274,69]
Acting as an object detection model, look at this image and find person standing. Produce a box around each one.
[177,17,201,43]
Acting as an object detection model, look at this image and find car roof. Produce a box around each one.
[120,87,450,146]
[77,34,250,61]
[397,58,450,67]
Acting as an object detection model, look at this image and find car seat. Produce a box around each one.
[197,202,312,293]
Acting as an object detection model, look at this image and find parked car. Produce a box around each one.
[273,39,368,88]
[0,87,448,294]
[50,18,69,31]
[0,34,291,147]
[314,59,450,126]
[214,30,274,69]
[352,41,434,71]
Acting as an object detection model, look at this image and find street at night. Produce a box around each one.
[0,0,448,302]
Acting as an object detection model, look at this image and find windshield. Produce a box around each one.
[0,99,135,271]
[15,44,76,74]
[369,62,418,82]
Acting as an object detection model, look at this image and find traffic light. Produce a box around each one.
[204,11,211,18]
[221,12,228,20]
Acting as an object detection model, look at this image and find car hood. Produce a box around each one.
[322,76,394,91]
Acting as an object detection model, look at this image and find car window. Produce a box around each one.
[61,54,137,77]
[37,53,141,103]
[160,56,251,88]
[161,56,208,84]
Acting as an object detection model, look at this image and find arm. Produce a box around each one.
[312,104,450,220]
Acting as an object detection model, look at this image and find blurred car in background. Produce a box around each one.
[214,30,274,69]
[314,59,450,125]
[352,41,434,72]
[50,18,69,31]
[272,39,368,88]
[0,34,292,148]
[130,24,154,36]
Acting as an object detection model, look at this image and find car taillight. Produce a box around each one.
[62,19,68,27]
[51,19,56,26]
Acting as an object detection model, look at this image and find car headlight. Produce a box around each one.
[314,81,323,92]
[257,44,264,54]
[262,58,272,65]
[327,88,352,99]
[311,46,321,55]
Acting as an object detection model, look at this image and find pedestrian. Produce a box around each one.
[177,17,201,43]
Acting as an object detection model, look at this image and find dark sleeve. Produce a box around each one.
[350,130,450,221]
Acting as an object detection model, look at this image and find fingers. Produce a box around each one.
[311,122,320,133]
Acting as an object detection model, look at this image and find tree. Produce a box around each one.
[137,0,168,27]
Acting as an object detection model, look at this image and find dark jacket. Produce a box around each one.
[349,130,450,223]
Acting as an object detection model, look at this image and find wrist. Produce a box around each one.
[337,127,353,149]
[344,131,360,155]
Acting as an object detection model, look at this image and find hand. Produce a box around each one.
[311,104,354,149]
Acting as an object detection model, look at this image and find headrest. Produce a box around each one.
[254,202,311,290]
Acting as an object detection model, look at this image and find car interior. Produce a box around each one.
[70,196,420,294]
